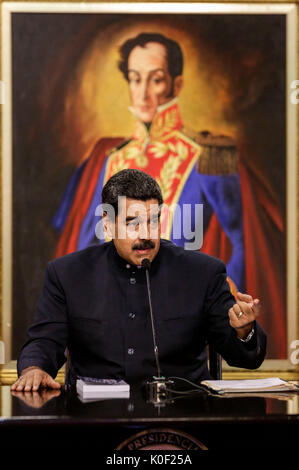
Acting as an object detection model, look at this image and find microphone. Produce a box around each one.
[141,258,161,378]
[141,257,151,271]
[142,258,173,404]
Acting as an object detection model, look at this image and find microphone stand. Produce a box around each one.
[142,258,174,405]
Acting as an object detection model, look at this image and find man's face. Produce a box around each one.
[127,42,182,123]
[104,197,161,266]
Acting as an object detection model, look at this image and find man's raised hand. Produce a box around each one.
[228,292,261,339]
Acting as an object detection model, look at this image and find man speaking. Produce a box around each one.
[12,169,266,391]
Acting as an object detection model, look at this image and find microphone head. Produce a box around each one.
[141,258,151,270]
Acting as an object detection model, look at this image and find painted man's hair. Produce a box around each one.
[118,32,183,80]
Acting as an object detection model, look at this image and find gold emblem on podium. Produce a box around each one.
[116,428,208,450]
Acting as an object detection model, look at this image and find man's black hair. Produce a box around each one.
[118,32,183,81]
[102,169,164,216]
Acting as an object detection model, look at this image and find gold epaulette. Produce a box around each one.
[183,128,238,175]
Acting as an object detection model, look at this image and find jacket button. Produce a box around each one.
[128,312,136,319]
[130,278,136,285]
[128,348,135,355]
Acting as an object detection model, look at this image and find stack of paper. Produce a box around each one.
[200,377,299,394]
[76,376,130,400]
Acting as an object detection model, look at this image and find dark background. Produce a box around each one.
[11,13,286,357]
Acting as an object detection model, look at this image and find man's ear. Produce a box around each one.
[102,213,114,239]
[173,76,184,97]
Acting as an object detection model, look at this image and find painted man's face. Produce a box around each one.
[127,42,183,123]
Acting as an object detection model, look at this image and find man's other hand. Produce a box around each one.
[228,292,261,340]
[10,366,61,392]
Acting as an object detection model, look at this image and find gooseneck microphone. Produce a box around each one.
[141,258,173,404]
[141,258,161,378]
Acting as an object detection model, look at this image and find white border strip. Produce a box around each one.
[2,2,297,15]
[286,6,298,366]
[2,3,12,362]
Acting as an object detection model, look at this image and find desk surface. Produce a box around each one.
[1,384,299,421]
[1,384,298,450]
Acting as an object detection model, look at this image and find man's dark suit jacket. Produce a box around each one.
[18,239,266,384]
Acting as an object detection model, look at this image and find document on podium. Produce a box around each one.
[200,377,299,395]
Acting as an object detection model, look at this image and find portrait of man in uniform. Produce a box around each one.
[5,7,293,365]
[52,32,244,295]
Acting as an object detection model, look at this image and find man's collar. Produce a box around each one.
[129,98,183,142]
[109,241,161,275]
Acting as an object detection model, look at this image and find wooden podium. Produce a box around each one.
[0,383,298,451]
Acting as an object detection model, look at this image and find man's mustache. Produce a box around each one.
[132,240,155,250]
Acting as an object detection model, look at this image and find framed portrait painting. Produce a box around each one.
[1,2,298,376]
